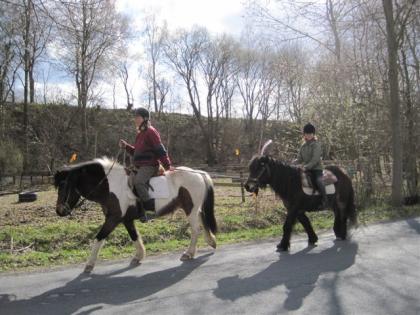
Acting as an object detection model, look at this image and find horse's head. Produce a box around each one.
[244,155,272,195]
[54,169,81,216]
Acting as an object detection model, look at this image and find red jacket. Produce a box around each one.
[125,126,171,170]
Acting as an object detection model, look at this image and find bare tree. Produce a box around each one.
[0,2,19,104]
[163,27,218,165]
[382,0,403,206]
[198,34,238,162]
[143,15,168,115]
[116,60,134,110]
[235,42,277,152]
[0,1,20,139]
[51,0,130,148]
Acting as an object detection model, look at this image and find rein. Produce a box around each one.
[62,148,123,213]
[248,162,271,188]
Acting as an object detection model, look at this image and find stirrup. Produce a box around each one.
[318,199,329,210]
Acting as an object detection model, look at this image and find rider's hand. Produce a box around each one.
[119,139,128,148]
[167,166,175,172]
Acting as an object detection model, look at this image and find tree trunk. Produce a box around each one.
[382,0,403,206]
[401,48,418,199]
[29,63,35,103]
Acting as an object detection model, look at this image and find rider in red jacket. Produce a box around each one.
[120,107,173,221]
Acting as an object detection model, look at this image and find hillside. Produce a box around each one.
[0,103,300,175]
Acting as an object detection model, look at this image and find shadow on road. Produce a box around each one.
[405,218,420,234]
[213,241,358,311]
[0,253,213,315]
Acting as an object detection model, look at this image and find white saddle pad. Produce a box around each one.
[303,184,335,196]
[301,169,337,196]
[148,176,171,199]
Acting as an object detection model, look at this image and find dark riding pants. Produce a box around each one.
[309,169,327,200]
[132,165,159,201]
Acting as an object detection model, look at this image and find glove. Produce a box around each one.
[166,166,175,172]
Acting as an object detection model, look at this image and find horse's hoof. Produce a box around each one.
[84,265,94,274]
[276,244,289,252]
[308,237,318,246]
[130,258,141,266]
[180,252,194,261]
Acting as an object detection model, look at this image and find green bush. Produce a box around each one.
[0,141,23,175]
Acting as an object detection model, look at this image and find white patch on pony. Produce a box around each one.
[149,176,174,199]
[86,239,105,268]
[133,238,145,261]
[154,167,206,213]
[95,157,136,217]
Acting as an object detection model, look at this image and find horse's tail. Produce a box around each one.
[200,173,218,234]
[325,165,357,226]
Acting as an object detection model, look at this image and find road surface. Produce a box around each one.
[1,218,419,315]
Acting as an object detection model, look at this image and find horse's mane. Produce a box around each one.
[94,157,124,170]
[266,156,302,199]
[54,157,122,187]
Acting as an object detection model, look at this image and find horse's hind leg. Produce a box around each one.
[297,213,318,246]
[333,202,347,240]
[85,216,120,273]
[202,220,216,249]
[123,219,145,265]
[181,208,201,261]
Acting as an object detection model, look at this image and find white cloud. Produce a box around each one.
[116,0,245,35]
[35,1,247,110]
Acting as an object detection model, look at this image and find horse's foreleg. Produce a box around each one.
[85,217,120,273]
[297,213,318,245]
[181,210,200,261]
[278,210,297,251]
[123,219,145,265]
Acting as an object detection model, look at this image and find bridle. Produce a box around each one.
[246,160,271,190]
[58,148,122,214]
[59,177,76,215]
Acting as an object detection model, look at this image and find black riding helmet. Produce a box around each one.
[134,107,150,120]
[303,123,316,134]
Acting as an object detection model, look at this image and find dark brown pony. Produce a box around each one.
[245,155,356,251]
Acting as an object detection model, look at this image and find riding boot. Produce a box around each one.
[143,198,155,212]
[136,201,148,223]
[316,178,329,209]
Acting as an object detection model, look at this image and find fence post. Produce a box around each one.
[240,170,245,203]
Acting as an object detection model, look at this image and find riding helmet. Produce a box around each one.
[303,123,316,134]
[134,107,150,120]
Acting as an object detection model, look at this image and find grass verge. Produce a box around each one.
[0,187,419,273]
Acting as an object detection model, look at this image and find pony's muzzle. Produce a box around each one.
[244,180,258,194]
[56,203,71,217]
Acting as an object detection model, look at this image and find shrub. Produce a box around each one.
[0,141,23,175]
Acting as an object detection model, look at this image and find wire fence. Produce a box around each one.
[0,159,417,206]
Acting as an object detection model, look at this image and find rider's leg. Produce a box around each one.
[315,170,328,209]
[133,165,159,220]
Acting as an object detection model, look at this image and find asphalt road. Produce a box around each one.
[1,218,419,315]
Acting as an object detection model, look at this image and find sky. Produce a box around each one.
[116,0,246,35]
[30,0,248,110]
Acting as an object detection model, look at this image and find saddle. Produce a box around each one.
[126,165,172,199]
[301,169,337,196]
